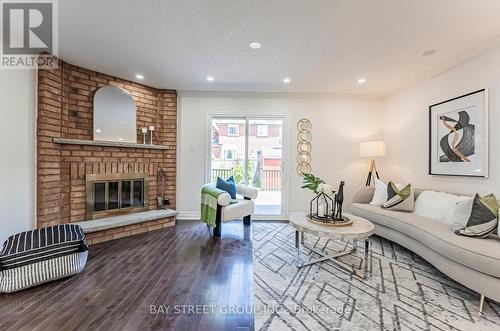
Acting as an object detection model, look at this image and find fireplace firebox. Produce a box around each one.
[85,173,149,220]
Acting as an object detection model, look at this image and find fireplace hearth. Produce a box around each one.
[85,173,149,220]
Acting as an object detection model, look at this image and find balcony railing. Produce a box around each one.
[261,169,281,191]
[211,168,233,181]
[211,168,281,191]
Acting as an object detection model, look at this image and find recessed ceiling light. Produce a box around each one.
[95,129,101,133]
[283,77,291,84]
[249,41,262,49]
[357,78,366,84]
[135,74,144,80]
[118,138,123,141]
[206,76,214,82]
[422,49,437,57]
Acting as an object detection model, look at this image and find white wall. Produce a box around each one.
[0,69,37,243]
[177,93,383,218]
[382,46,500,196]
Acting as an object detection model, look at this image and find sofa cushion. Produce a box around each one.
[456,193,499,238]
[221,199,254,222]
[443,196,473,228]
[370,178,388,206]
[383,182,414,212]
[414,191,462,222]
[352,203,500,278]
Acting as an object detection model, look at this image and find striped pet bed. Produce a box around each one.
[0,224,88,293]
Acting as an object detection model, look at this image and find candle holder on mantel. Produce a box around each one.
[149,126,155,145]
[141,127,148,144]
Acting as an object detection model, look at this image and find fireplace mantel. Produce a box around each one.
[53,138,170,150]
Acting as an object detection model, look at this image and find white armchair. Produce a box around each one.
[209,183,258,237]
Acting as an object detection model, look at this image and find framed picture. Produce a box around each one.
[429,89,488,177]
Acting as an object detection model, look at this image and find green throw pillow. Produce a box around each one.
[383,182,414,212]
[456,194,499,238]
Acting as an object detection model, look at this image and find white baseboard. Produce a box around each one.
[177,211,201,221]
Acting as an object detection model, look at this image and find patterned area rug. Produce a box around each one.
[253,222,500,331]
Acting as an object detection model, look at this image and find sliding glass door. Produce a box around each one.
[209,117,285,217]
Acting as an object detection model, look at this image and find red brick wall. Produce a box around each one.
[37,57,177,229]
[85,217,175,245]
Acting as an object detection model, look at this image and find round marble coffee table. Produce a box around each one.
[289,212,375,278]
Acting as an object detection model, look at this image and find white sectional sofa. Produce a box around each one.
[351,186,500,310]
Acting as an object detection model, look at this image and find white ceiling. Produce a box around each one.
[59,0,500,96]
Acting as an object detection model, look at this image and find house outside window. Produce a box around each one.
[257,125,268,137]
[228,124,239,136]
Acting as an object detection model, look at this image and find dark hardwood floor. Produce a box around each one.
[0,221,254,331]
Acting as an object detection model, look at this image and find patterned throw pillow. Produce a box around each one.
[455,194,499,238]
[383,182,414,212]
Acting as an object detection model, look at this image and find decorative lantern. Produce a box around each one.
[309,192,335,221]
[308,181,351,226]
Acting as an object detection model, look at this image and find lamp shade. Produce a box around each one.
[359,140,386,157]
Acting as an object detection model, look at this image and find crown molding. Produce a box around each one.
[177,90,384,101]
[383,35,500,98]
[181,36,500,101]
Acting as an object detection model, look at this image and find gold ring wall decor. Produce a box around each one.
[297,118,312,132]
[297,119,312,175]
[296,152,311,164]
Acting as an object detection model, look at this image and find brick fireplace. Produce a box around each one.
[37,57,177,244]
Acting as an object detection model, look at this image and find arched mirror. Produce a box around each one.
[93,86,137,143]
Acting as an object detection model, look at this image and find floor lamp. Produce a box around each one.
[360,141,386,186]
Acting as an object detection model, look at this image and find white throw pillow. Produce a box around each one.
[444,196,474,228]
[370,178,387,206]
[414,191,462,222]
